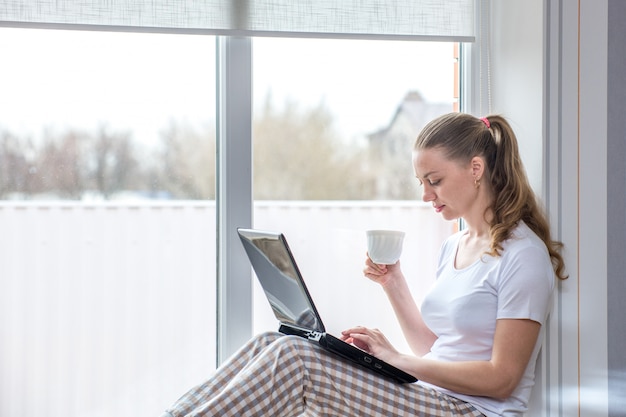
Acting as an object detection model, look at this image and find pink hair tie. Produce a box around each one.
[480,117,491,129]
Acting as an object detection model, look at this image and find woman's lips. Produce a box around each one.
[434,204,445,213]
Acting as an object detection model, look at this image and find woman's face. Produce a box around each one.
[412,147,480,221]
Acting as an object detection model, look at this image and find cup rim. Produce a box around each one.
[366,229,405,237]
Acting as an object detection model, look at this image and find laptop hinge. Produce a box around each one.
[306,330,323,342]
[279,323,324,342]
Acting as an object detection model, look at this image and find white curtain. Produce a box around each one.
[0,0,474,40]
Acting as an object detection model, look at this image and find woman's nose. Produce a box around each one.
[421,185,435,202]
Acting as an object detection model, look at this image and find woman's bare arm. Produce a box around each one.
[347,318,541,399]
[362,257,437,356]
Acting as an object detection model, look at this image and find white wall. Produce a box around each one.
[489,0,612,415]
[487,3,549,415]
[490,0,545,194]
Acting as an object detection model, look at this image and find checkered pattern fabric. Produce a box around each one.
[164,332,484,417]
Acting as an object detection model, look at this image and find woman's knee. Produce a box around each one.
[227,331,283,361]
[249,333,322,363]
[269,335,325,361]
[255,330,283,342]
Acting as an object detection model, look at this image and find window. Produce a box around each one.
[1,4,472,415]
[0,28,216,201]
[252,37,459,353]
[0,28,217,417]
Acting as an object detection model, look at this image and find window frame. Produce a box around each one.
[215,36,253,364]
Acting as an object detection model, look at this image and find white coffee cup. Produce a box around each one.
[366,230,405,265]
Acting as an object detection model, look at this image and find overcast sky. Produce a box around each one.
[0,27,454,145]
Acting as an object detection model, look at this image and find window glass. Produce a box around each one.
[252,38,459,353]
[0,28,217,417]
[0,28,216,201]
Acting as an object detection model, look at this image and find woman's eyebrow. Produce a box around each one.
[422,171,438,179]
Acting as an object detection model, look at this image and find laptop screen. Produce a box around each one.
[238,228,324,332]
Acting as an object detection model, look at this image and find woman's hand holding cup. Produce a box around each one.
[364,230,405,286]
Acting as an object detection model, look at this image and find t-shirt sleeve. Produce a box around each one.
[496,244,555,325]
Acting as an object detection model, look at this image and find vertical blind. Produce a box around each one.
[0,0,475,41]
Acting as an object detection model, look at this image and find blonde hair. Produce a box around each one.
[414,112,567,280]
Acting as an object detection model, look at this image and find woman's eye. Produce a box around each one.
[418,178,440,187]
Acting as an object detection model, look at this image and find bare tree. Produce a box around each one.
[153,121,216,199]
[253,98,374,200]
[35,130,86,199]
[2,95,424,201]
[0,130,36,198]
[87,125,140,198]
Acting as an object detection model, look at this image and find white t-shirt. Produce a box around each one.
[416,221,555,417]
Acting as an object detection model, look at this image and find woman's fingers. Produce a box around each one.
[341,325,366,338]
[341,326,372,352]
[341,327,390,349]
[364,254,390,284]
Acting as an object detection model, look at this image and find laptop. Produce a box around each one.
[237,228,417,384]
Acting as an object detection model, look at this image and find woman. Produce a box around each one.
[161,112,567,417]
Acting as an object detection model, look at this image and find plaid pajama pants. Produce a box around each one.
[163,332,485,417]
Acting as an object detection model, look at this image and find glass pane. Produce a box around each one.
[252,38,458,354]
[0,28,216,201]
[0,28,217,417]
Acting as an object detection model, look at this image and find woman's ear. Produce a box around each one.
[470,156,485,179]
